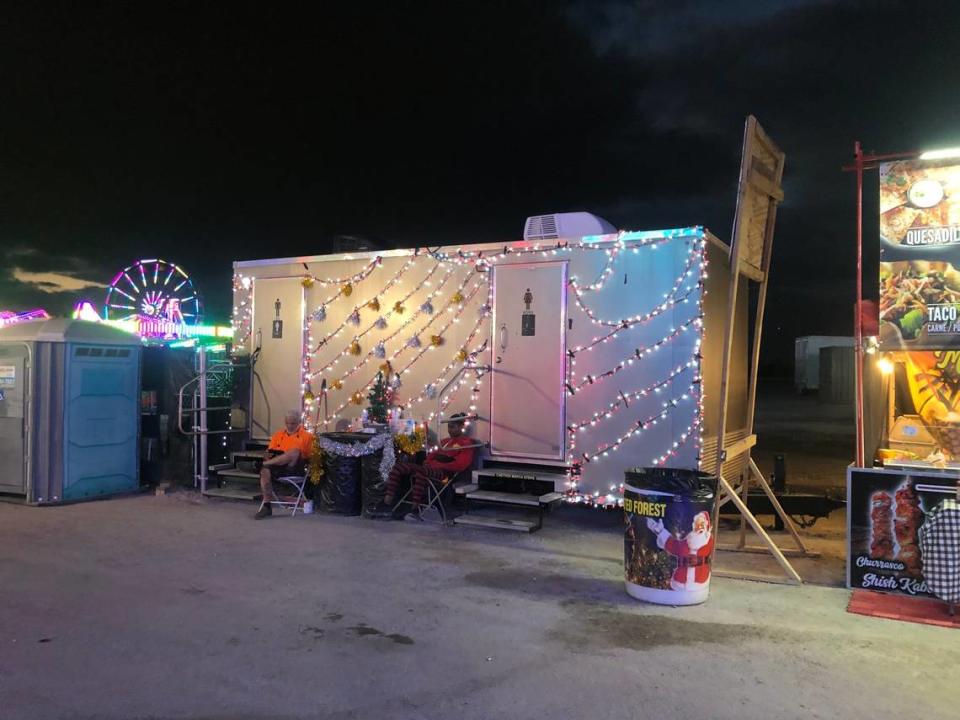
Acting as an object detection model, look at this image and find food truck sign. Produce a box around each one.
[879,160,960,349]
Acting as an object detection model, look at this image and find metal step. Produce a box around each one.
[216,469,260,480]
[472,467,568,494]
[232,450,266,462]
[204,487,261,501]
[464,489,562,507]
[455,483,479,495]
[453,515,538,532]
[481,456,569,470]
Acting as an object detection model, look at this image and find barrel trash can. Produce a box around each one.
[361,450,388,518]
[623,467,717,606]
[317,432,367,515]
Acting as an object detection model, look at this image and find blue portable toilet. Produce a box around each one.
[0,319,141,504]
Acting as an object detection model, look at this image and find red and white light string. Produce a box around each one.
[567,360,699,453]
[571,318,703,393]
[306,256,382,286]
[316,268,477,389]
[308,257,420,353]
[326,277,488,421]
[569,241,698,327]
[231,273,254,353]
[577,383,698,464]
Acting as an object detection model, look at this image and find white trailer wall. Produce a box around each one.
[233,228,732,498]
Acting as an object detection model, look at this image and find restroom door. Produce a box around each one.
[0,346,28,494]
[489,262,567,460]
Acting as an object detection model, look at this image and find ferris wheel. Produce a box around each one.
[104,258,202,325]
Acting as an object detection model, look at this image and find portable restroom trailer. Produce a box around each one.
[232,225,750,499]
[0,319,141,504]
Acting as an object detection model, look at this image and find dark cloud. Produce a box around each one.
[2,1,959,365]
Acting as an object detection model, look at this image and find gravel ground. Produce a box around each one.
[1,493,955,720]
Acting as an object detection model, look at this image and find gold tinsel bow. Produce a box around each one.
[393,301,405,314]
[456,349,468,362]
[367,298,380,311]
[351,391,365,405]
[394,427,426,455]
[342,283,353,297]
[301,276,315,289]
[451,291,464,304]
[331,379,343,390]
[379,361,392,374]
[302,389,315,403]
[349,341,362,356]
[431,334,444,347]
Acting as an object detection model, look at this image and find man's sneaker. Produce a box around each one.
[404,511,423,523]
[303,500,314,515]
[254,504,272,520]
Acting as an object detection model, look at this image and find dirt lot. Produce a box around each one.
[1,493,955,720]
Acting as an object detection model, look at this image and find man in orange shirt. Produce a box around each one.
[255,410,314,519]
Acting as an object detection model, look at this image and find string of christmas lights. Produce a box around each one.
[309,257,420,352]
[568,278,701,357]
[576,383,698,464]
[304,255,382,286]
[570,318,703,393]
[650,416,701,467]
[230,273,254,353]
[300,257,420,400]
[406,273,495,421]
[564,233,709,503]
[424,228,695,267]
[568,241,698,327]
[567,360,699,451]
[305,262,461,381]
[314,269,478,390]
[326,277,488,420]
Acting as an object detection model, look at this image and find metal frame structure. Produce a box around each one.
[711,116,817,585]
[841,143,921,468]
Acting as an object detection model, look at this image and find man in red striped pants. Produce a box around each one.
[383,412,475,518]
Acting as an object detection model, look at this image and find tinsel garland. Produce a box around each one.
[309,441,326,485]
[317,431,396,484]
[394,427,426,455]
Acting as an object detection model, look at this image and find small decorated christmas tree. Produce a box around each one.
[367,371,389,424]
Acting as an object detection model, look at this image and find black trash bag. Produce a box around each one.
[318,453,361,515]
[624,467,716,501]
[361,449,389,518]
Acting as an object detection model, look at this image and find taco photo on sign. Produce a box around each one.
[879,260,960,348]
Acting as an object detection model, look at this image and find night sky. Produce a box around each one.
[3,1,960,369]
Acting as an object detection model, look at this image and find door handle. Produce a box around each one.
[499,324,508,352]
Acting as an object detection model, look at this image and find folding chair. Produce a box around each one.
[396,467,471,524]
[258,469,309,517]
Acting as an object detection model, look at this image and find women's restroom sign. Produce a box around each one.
[521,288,535,336]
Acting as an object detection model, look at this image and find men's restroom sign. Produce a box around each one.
[521,288,535,336]
[272,298,283,339]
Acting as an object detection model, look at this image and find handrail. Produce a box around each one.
[433,364,491,450]
[176,361,246,436]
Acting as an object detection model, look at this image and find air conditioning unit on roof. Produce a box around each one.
[523,212,617,242]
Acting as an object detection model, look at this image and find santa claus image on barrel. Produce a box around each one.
[646,511,714,595]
